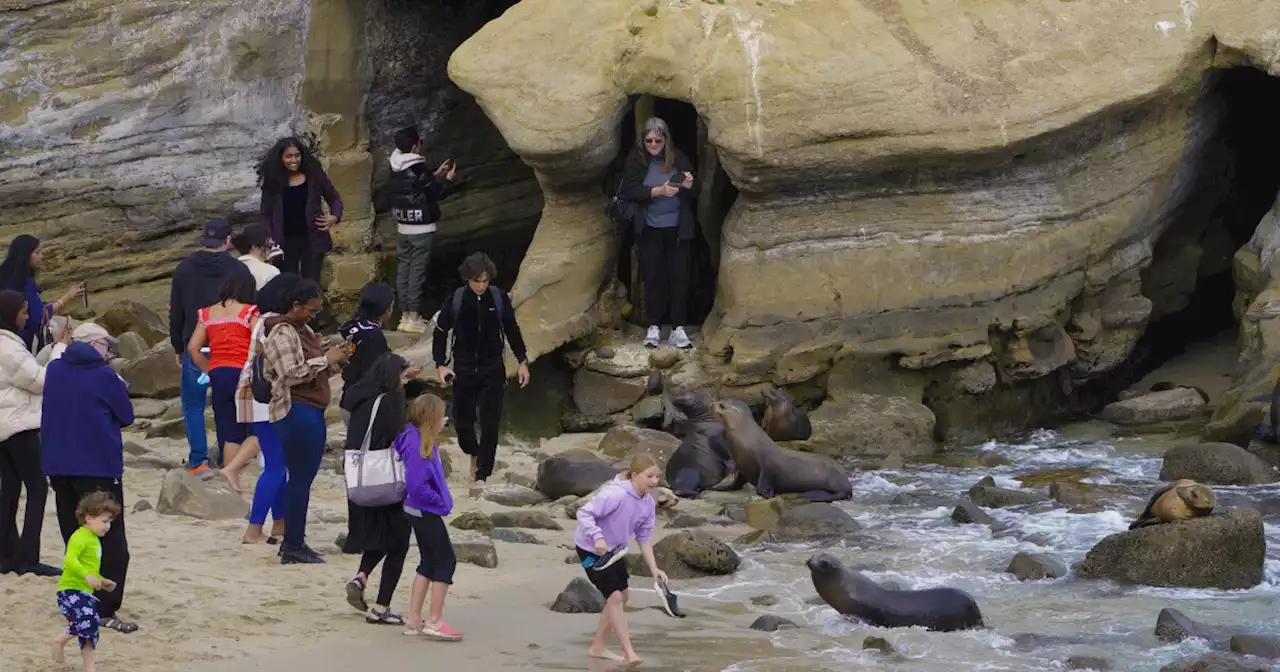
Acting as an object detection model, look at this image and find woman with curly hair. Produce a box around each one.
[256,137,345,283]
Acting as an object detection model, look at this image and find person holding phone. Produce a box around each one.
[616,117,700,349]
[0,235,85,353]
[387,126,459,334]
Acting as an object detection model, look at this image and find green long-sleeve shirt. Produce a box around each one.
[58,527,102,593]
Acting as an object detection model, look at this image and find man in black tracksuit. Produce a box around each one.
[432,252,529,486]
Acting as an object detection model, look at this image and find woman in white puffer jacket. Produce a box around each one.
[0,289,69,576]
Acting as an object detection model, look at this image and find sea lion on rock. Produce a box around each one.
[665,391,735,497]
[711,398,852,502]
[806,552,984,632]
[761,387,812,442]
[1129,479,1215,530]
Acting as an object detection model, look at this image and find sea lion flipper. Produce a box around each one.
[712,472,747,492]
[757,465,775,499]
[670,469,702,499]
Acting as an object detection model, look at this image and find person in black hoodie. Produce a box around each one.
[338,283,419,426]
[167,218,249,477]
[388,126,458,334]
[432,252,529,488]
[339,352,413,625]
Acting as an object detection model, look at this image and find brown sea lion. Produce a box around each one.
[761,387,812,442]
[806,552,985,632]
[711,398,852,502]
[664,391,735,497]
[1128,479,1215,530]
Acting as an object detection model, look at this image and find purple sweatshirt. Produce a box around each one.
[573,476,656,552]
[394,425,453,516]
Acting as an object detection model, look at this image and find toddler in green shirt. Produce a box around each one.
[51,491,120,672]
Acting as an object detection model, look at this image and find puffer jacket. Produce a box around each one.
[0,329,65,442]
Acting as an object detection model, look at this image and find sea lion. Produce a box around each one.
[1149,381,1210,404]
[664,391,735,497]
[806,552,984,632]
[711,398,852,502]
[761,387,812,442]
[1128,479,1215,529]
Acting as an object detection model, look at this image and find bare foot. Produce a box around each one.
[51,638,65,664]
[622,653,644,666]
[588,647,624,661]
[242,533,268,544]
[270,523,285,538]
[219,467,242,492]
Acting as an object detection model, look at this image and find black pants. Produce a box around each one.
[49,476,129,619]
[281,235,325,283]
[0,430,46,571]
[357,548,408,607]
[406,510,456,584]
[638,226,690,326]
[452,366,506,482]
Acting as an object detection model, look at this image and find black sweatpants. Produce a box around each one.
[49,476,129,619]
[452,366,506,482]
[357,548,408,607]
[638,226,690,326]
[280,235,325,283]
[406,509,456,584]
[0,430,46,571]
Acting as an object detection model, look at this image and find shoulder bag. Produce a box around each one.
[344,394,407,507]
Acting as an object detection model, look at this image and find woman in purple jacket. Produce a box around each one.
[395,393,460,641]
[255,137,344,283]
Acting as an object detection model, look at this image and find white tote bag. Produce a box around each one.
[343,394,407,507]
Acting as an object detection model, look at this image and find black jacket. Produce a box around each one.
[618,148,700,241]
[168,251,248,354]
[338,318,389,407]
[341,375,406,455]
[431,286,528,373]
[389,156,458,228]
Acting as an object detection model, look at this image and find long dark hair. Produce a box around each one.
[0,289,26,335]
[256,136,321,194]
[352,282,394,323]
[363,352,408,429]
[0,235,40,291]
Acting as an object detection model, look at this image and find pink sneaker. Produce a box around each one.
[422,620,463,641]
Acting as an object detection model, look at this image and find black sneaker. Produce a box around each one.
[280,546,325,565]
[654,579,685,618]
[589,545,628,572]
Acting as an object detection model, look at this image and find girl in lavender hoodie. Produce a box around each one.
[394,393,461,641]
[573,453,668,666]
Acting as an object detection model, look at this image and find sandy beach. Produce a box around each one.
[0,421,776,672]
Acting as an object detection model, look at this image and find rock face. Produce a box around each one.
[447,0,1280,434]
[1075,508,1266,590]
[118,345,183,398]
[1159,443,1278,485]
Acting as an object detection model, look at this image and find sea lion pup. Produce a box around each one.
[711,398,852,502]
[664,390,735,497]
[1149,381,1210,404]
[806,552,984,632]
[761,387,812,442]
[1128,479,1215,530]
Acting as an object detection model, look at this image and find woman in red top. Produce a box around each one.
[188,270,259,481]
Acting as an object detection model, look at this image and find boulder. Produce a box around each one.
[100,300,168,347]
[155,470,248,521]
[1005,552,1068,581]
[535,455,618,500]
[627,531,741,579]
[144,418,188,440]
[1159,653,1269,672]
[116,332,148,360]
[1066,656,1111,670]
[572,369,646,416]
[1154,608,1232,645]
[800,394,938,457]
[502,472,537,489]
[449,511,493,533]
[1159,443,1278,485]
[597,425,680,467]
[863,636,897,654]
[132,499,153,513]
[951,501,994,525]
[743,499,860,541]
[488,528,544,545]
[549,577,604,613]
[1230,636,1280,659]
[1101,388,1208,425]
[119,348,182,398]
[969,476,1050,508]
[489,510,562,530]
[1075,509,1265,589]
[749,615,797,632]
[131,398,169,419]
[582,346,650,378]
[480,484,547,507]
[451,531,499,568]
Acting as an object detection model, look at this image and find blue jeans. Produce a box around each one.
[181,354,211,468]
[273,403,326,550]
[248,422,287,526]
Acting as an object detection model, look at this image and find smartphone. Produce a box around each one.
[666,175,683,187]
[81,281,89,309]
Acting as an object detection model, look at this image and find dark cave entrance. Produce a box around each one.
[608,95,738,329]
[1119,67,1280,395]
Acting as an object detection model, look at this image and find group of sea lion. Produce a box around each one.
[663,389,850,502]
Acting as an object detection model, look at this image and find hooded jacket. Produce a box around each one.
[388,150,458,236]
[168,250,248,354]
[338,317,389,408]
[41,342,134,478]
[395,423,453,517]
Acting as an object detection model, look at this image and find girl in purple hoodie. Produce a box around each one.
[573,453,668,666]
[394,393,460,641]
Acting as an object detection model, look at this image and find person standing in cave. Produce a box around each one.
[256,136,344,284]
[617,117,699,349]
[432,253,529,489]
[388,126,459,334]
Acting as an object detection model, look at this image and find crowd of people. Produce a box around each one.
[0,117,691,669]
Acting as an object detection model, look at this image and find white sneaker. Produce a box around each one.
[644,325,661,348]
[399,314,426,334]
[669,326,692,349]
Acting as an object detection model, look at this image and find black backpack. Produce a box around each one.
[443,286,506,358]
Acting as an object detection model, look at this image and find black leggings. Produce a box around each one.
[406,510,456,584]
[638,226,690,326]
[0,430,46,571]
[357,548,408,607]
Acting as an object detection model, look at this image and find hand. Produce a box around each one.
[651,184,679,198]
[517,362,530,388]
[86,575,104,591]
[314,213,338,231]
[324,345,349,365]
[175,353,183,367]
[55,324,73,345]
[403,365,422,381]
[594,538,608,555]
[61,283,86,304]
[681,171,693,189]
[445,165,457,181]
[100,578,117,592]
[655,570,669,586]
[436,365,454,385]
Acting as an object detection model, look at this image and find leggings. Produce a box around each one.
[358,549,408,606]
[406,508,456,584]
[248,421,287,526]
[273,402,326,550]
[0,429,46,571]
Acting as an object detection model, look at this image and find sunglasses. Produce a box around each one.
[644,137,665,145]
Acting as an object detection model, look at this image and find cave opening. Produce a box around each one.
[609,95,738,330]
[1119,66,1280,400]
